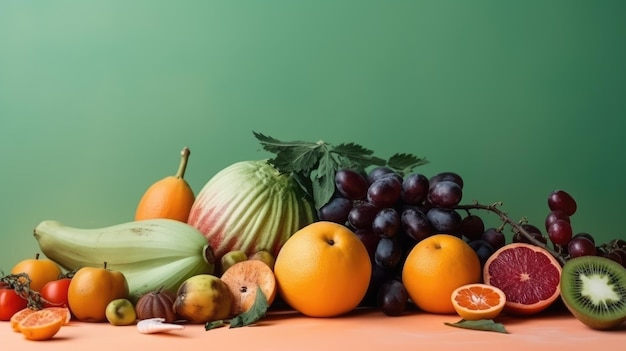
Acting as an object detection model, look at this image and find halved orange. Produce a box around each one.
[451,283,506,320]
[18,308,67,341]
[12,307,71,332]
[10,308,37,332]
[220,259,277,316]
[45,307,72,324]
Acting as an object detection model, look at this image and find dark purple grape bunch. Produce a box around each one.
[542,189,626,265]
[598,239,626,267]
[543,189,596,259]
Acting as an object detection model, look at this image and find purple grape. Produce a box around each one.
[482,228,505,250]
[460,214,485,241]
[468,239,495,268]
[548,189,577,216]
[567,236,597,258]
[513,224,548,245]
[401,207,432,242]
[335,169,369,200]
[318,197,352,224]
[348,202,378,229]
[377,279,408,316]
[354,228,380,261]
[544,210,570,232]
[429,171,464,189]
[374,237,403,269]
[426,207,462,236]
[367,176,402,208]
[372,208,401,238]
[401,173,429,205]
[609,248,626,266]
[427,180,462,208]
[573,232,595,245]
[548,219,573,246]
[610,239,626,250]
[602,250,623,265]
[367,166,396,184]
[361,263,394,307]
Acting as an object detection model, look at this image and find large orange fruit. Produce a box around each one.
[274,221,371,317]
[483,242,562,315]
[402,234,481,314]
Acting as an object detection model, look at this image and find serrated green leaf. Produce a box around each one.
[311,173,336,211]
[332,143,386,168]
[332,142,375,156]
[229,286,269,328]
[387,153,429,176]
[254,132,323,173]
[444,319,509,334]
[279,147,323,174]
[253,132,318,152]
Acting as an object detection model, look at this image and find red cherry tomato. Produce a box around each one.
[40,278,72,308]
[0,287,28,321]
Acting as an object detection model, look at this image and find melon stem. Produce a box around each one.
[175,147,191,179]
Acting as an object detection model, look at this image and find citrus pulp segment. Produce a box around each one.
[451,283,506,320]
[18,309,66,341]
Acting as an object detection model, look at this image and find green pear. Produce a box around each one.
[105,298,137,326]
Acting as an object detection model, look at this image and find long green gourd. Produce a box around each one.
[33,219,215,301]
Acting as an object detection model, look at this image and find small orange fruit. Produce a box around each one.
[274,221,371,317]
[451,283,506,320]
[220,259,277,316]
[402,234,481,314]
[10,253,62,292]
[135,146,195,222]
[18,309,66,341]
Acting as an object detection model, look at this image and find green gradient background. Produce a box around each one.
[1,1,625,271]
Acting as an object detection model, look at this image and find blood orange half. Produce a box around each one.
[483,243,562,315]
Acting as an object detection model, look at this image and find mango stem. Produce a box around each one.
[175,147,191,179]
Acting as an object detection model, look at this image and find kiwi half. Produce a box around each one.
[560,255,626,330]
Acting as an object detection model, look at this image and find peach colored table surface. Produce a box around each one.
[3,307,625,350]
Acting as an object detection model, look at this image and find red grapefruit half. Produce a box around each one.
[483,242,562,315]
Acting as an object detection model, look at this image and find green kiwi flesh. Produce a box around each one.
[560,255,626,330]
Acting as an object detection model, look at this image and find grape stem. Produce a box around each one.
[455,201,568,266]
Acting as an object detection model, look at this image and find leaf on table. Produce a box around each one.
[444,319,509,334]
[229,286,269,328]
[205,320,225,331]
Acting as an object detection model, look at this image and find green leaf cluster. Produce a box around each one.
[253,132,428,210]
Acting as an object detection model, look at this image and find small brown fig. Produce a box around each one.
[135,287,178,323]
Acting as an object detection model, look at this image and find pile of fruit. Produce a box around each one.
[1,132,626,342]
